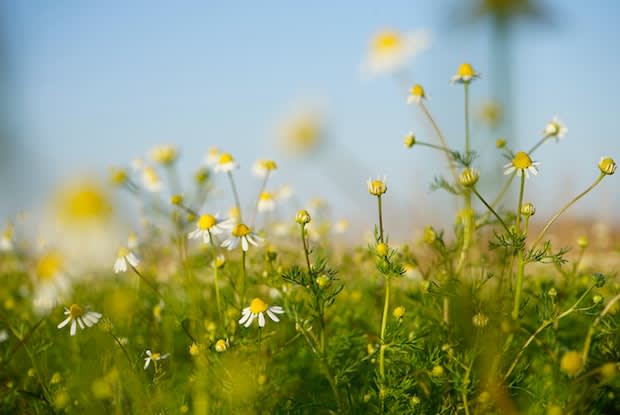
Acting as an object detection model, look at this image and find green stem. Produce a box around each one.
[208,235,223,324]
[256,328,263,376]
[418,101,459,183]
[464,82,471,156]
[515,174,525,232]
[377,196,384,243]
[531,173,605,249]
[227,171,243,223]
[582,292,620,367]
[527,137,547,155]
[416,141,454,153]
[300,224,312,274]
[241,250,247,308]
[379,278,391,380]
[471,187,511,234]
[130,264,166,302]
[512,250,526,320]
[504,285,595,380]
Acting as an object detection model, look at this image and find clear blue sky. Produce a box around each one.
[2,1,619,231]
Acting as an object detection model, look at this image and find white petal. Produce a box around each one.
[146,350,152,357]
[127,253,140,267]
[269,306,284,314]
[188,229,201,240]
[244,313,256,327]
[70,320,77,336]
[161,353,170,359]
[266,309,280,322]
[82,316,94,327]
[114,258,126,273]
[241,237,249,252]
[239,312,251,325]
[144,358,151,369]
[77,317,85,329]
[89,311,102,320]
[57,316,72,329]
[258,312,265,327]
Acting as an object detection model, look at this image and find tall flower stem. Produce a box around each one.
[379,278,391,380]
[227,171,243,222]
[418,101,459,183]
[582,292,620,366]
[530,173,605,249]
[515,174,525,232]
[377,195,384,243]
[471,187,511,234]
[511,174,526,320]
[241,250,247,308]
[208,236,223,324]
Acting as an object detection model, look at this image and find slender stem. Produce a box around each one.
[462,364,472,415]
[241,250,247,308]
[512,250,526,320]
[208,235,223,324]
[455,191,473,274]
[256,328,263,376]
[300,224,312,274]
[464,82,471,156]
[582,292,620,367]
[491,171,516,209]
[531,173,605,249]
[418,101,459,182]
[227,171,243,223]
[416,141,454,153]
[251,172,271,228]
[472,187,511,234]
[504,285,595,380]
[377,196,385,243]
[527,137,547,155]
[130,264,166,302]
[109,331,135,371]
[515,174,525,232]
[379,278,391,380]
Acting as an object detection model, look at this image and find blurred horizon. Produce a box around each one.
[1,0,619,238]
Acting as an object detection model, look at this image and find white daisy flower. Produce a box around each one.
[57,304,102,336]
[361,28,430,77]
[503,151,541,179]
[252,159,278,178]
[543,116,568,141]
[450,63,480,84]
[333,219,349,234]
[257,192,276,213]
[113,247,140,273]
[239,298,284,328]
[406,84,427,104]
[32,251,71,315]
[277,184,294,201]
[142,166,162,192]
[187,213,232,244]
[221,223,262,251]
[149,145,177,166]
[204,147,220,167]
[127,231,139,249]
[213,153,238,173]
[144,350,170,369]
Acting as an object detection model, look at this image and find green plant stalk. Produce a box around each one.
[504,284,595,380]
[472,187,511,234]
[515,174,525,232]
[130,264,166,302]
[241,250,247,308]
[300,224,312,274]
[418,101,459,183]
[227,171,243,222]
[511,250,526,320]
[256,328,263,376]
[377,195,384,243]
[531,173,605,249]
[208,235,223,324]
[464,82,471,156]
[379,277,391,381]
[491,171,516,210]
[527,136,548,154]
[250,172,271,227]
[416,141,454,153]
[582,292,620,367]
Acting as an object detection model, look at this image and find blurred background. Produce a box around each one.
[1,0,618,239]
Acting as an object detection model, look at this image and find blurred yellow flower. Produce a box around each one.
[150,145,178,166]
[278,110,324,156]
[362,28,430,76]
[54,180,113,226]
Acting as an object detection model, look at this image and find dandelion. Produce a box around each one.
[187,213,232,244]
[142,166,162,192]
[450,62,479,84]
[54,181,113,225]
[362,28,430,76]
[253,159,278,178]
[113,247,140,273]
[239,298,284,328]
[367,177,387,196]
[504,151,540,178]
[221,223,262,251]
[598,156,616,175]
[543,116,567,140]
[407,84,426,104]
[213,153,238,173]
[144,350,170,370]
[57,304,102,336]
[257,192,276,213]
[149,145,178,166]
[204,147,219,167]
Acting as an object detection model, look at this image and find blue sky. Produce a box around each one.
[2,1,619,231]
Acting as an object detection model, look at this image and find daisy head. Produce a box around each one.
[221,223,262,251]
[504,151,540,178]
[543,116,568,141]
[239,298,284,328]
[213,153,238,173]
[598,156,616,175]
[362,28,430,77]
[144,350,170,370]
[403,132,416,149]
[187,213,232,244]
[367,177,387,196]
[57,304,102,336]
[407,84,427,105]
[451,63,479,84]
[458,167,480,188]
[257,192,276,213]
[205,147,220,167]
[142,166,162,192]
[149,145,178,166]
[113,246,140,274]
[253,159,278,178]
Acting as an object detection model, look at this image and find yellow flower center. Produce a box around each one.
[373,30,401,53]
[512,151,533,169]
[249,298,268,314]
[69,304,84,319]
[36,252,63,281]
[410,84,425,98]
[198,214,217,230]
[150,352,161,361]
[259,192,274,201]
[260,160,277,171]
[56,182,112,224]
[457,63,476,78]
[368,180,387,196]
[117,247,129,258]
[228,206,241,219]
[144,167,160,184]
[2,225,13,239]
[218,153,234,164]
[109,168,127,185]
[232,223,251,237]
[151,146,177,165]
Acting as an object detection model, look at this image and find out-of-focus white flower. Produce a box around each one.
[361,28,430,77]
[257,192,276,213]
[113,247,140,273]
[213,153,239,173]
[221,224,262,252]
[144,350,170,369]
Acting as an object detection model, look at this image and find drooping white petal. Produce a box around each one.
[244,313,256,327]
[241,237,249,252]
[144,358,151,369]
[57,316,72,329]
[266,309,280,322]
[239,311,251,325]
[70,320,77,336]
[114,257,127,273]
[269,306,285,314]
[258,312,265,327]
[126,253,140,267]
